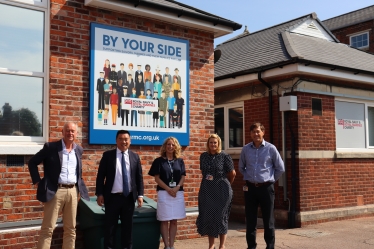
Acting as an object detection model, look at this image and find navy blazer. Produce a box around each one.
[95,149,144,204]
[28,140,89,202]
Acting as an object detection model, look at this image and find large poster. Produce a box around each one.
[335,101,365,148]
[89,23,189,145]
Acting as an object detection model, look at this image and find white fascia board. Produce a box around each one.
[85,0,233,38]
[215,63,374,89]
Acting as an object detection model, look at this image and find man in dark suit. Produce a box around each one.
[118,63,127,86]
[28,122,89,249]
[96,130,144,249]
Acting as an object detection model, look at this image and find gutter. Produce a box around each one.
[122,0,242,31]
[257,71,273,144]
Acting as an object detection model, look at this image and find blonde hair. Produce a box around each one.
[160,137,182,158]
[205,134,222,154]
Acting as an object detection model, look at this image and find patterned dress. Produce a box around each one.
[196,152,234,237]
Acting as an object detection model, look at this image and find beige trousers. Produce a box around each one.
[37,186,78,249]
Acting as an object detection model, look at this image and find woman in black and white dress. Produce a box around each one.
[196,134,236,249]
[149,137,186,249]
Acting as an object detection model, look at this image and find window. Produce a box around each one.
[350,32,369,49]
[215,103,244,150]
[0,0,48,145]
[335,100,374,149]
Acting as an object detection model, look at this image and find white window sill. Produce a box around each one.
[335,150,374,158]
[0,143,44,155]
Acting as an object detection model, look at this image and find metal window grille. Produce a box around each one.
[6,155,24,166]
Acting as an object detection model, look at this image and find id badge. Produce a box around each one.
[243,186,248,192]
[205,174,214,181]
[169,182,176,187]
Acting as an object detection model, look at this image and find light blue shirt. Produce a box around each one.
[239,140,285,183]
[59,140,77,184]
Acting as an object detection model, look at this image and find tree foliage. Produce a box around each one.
[0,103,42,136]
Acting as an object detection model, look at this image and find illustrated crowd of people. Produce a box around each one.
[96,59,185,129]
[28,121,284,249]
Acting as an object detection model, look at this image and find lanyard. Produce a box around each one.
[167,159,174,182]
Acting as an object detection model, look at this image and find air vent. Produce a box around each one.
[6,155,25,166]
[307,23,319,30]
[312,98,322,116]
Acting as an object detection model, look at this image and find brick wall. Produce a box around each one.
[329,20,374,53]
[0,0,214,245]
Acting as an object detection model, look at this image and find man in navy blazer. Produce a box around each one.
[28,122,89,249]
[96,130,144,249]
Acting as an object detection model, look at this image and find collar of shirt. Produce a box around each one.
[249,139,266,148]
[61,139,77,153]
[116,147,128,156]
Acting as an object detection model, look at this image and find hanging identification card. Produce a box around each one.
[243,186,248,192]
[169,182,176,187]
[205,175,214,180]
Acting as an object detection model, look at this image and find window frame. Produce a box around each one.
[0,0,49,152]
[335,97,374,151]
[215,102,244,152]
[349,32,369,50]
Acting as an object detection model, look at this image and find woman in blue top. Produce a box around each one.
[149,137,186,249]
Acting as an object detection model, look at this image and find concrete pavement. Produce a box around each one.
[161,216,374,249]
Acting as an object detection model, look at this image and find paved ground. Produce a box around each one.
[160,216,374,249]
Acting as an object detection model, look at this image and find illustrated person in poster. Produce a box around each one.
[126,74,134,94]
[163,67,172,85]
[138,88,146,128]
[154,74,162,98]
[176,90,184,128]
[144,64,152,83]
[136,74,144,97]
[172,75,181,99]
[103,108,109,125]
[120,86,130,127]
[103,59,110,78]
[162,75,171,99]
[117,78,124,118]
[130,87,138,127]
[174,68,181,88]
[167,90,176,128]
[159,90,167,129]
[110,64,118,89]
[95,130,144,249]
[118,63,127,86]
[127,63,134,79]
[153,66,162,84]
[159,110,165,128]
[171,104,180,129]
[110,87,118,125]
[97,72,105,111]
[135,64,143,94]
[146,89,152,128]
[103,77,111,109]
[152,91,160,128]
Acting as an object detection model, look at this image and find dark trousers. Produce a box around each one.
[121,110,129,126]
[168,110,174,128]
[104,193,135,249]
[98,93,105,110]
[244,183,275,249]
[177,109,183,127]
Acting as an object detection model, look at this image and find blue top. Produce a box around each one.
[239,140,285,183]
[167,96,175,110]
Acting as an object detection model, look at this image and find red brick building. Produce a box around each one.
[323,5,374,53]
[0,0,241,248]
[214,12,374,228]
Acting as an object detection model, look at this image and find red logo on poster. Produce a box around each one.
[124,99,132,104]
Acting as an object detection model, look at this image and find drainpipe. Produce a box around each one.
[257,71,273,143]
[286,111,297,228]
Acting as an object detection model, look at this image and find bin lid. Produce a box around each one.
[78,196,158,220]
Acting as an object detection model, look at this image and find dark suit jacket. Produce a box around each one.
[95,149,144,204]
[28,140,89,202]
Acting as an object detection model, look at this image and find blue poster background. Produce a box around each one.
[89,23,189,145]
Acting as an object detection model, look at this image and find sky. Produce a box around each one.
[177,0,373,47]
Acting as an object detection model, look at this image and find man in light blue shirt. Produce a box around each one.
[239,122,285,249]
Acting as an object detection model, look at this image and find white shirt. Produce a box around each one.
[59,140,77,184]
[111,148,132,193]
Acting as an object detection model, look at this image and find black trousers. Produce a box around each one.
[104,193,135,249]
[244,183,275,249]
[120,110,129,126]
